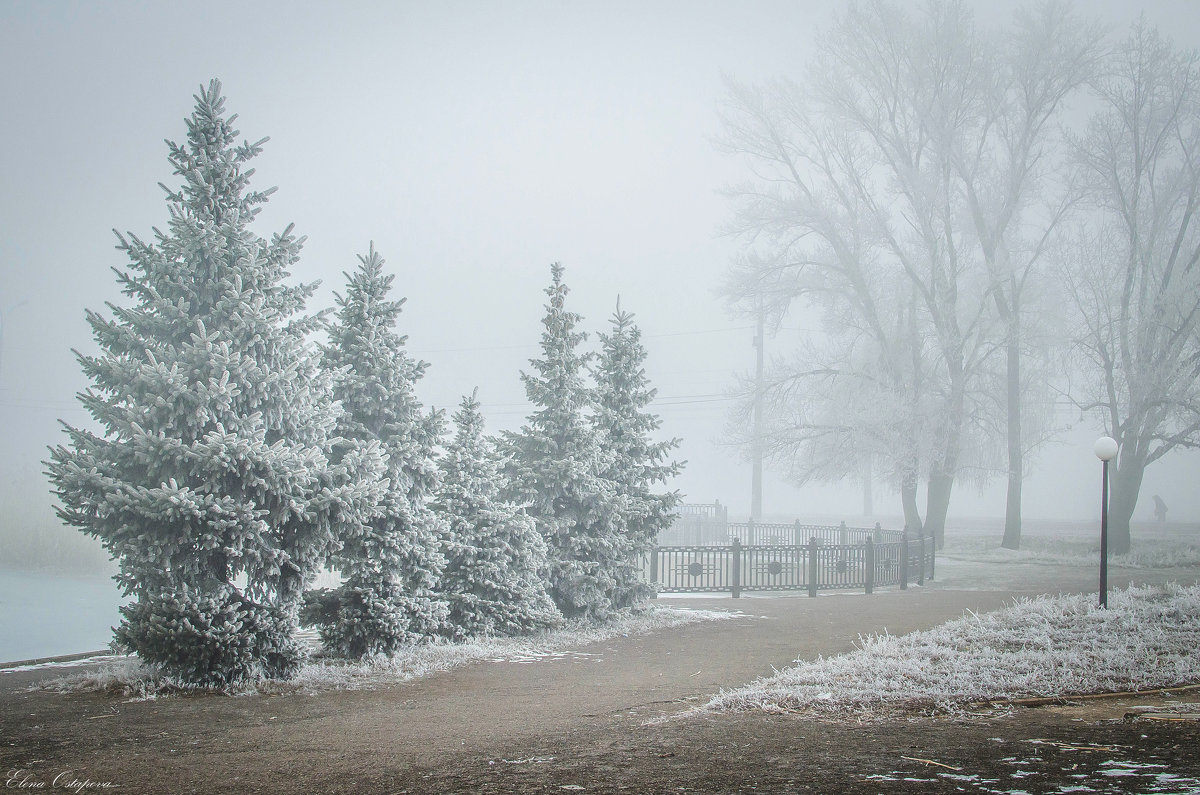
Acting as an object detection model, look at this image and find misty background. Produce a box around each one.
[3,0,1200,584]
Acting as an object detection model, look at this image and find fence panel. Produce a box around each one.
[655,545,733,593]
[813,543,868,590]
[739,544,809,591]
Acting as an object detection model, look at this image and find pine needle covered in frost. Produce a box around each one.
[705,584,1200,720]
[37,606,734,699]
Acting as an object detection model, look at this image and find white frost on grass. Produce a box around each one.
[1,653,134,674]
[941,536,1200,570]
[704,584,1200,720]
[36,605,736,699]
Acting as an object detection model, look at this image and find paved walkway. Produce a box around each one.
[3,566,1195,793]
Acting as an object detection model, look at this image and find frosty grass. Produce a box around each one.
[941,535,1200,570]
[35,606,734,699]
[704,583,1200,720]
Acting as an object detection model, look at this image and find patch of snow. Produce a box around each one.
[1,653,133,674]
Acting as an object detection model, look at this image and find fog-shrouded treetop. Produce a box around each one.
[718,0,1105,549]
[308,243,449,657]
[45,79,378,685]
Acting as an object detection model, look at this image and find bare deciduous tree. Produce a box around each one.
[721,1,1100,547]
[952,1,1102,549]
[1065,23,1200,555]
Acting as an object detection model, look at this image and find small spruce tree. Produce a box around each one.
[437,390,560,640]
[593,302,683,609]
[45,80,373,685]
[311,244,449,657]
[505,263,626,619]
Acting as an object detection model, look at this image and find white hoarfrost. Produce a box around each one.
[704,584,1200,720]
[35,606,734,699]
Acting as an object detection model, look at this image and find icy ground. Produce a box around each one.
[31,605,737,699]
[703,583,1200,720]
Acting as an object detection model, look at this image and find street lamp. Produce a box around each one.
[1094,436,1119,608]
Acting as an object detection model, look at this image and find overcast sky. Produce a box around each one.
[3,0,1200,536]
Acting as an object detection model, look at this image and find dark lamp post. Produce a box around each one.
[1094,436,1118,608]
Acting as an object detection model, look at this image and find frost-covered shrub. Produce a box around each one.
[118,585,301,686]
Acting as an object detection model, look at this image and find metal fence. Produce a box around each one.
[661,504,904,549]
[648,532,935,598]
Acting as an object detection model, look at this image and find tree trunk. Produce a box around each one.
[925,469,954,550]
[901,463,923,534]
[925,381,964,551]
[1001,337,1023,550]
[1107,455,1145,556]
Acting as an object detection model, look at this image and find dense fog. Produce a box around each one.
[3,0,1200,579]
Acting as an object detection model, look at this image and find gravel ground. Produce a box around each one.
[2,565,1198,793]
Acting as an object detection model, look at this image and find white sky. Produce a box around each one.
[2,0,1199,535]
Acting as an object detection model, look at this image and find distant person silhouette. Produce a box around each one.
[1152,494,1167,524]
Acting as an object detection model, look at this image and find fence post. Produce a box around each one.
[873,522,882,544]
[731,538,742,599]
[746,518,755,546]
[864,538,874,595]
[807,536,819,598]
[649,546,659,598]
[839,520,848,546]
[917,531,925,586]
[900,527,909,590]
[793,519,802,548]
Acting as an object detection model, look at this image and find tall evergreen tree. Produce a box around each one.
[505,263,626,619]
[311,244,448,657]
[438,390,560,640]
[45,80,373,686]
[593,302,683,609]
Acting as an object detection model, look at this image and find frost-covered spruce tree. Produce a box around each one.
[437,390,560,639]
[312,244,449,657]
[505,263,627,619]
[593,303,682,609]
[45,80,375,686]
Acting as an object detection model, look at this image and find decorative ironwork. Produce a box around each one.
[647,532,934,598]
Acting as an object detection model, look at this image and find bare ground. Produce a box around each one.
[3,566,1199,793]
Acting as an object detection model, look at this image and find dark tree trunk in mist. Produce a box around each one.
[1107,456,1145,557]
[924,363,965,550]
[901,463,923,535]
[925,469,953,549]
[1001,337,1023,550]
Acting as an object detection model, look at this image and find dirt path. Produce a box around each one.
[3,571,1198,793]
